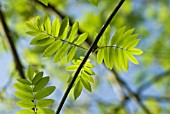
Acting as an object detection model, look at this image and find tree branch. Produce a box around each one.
[137,71,170,93]
[0,8,25,79]
[112,69,151,114]
[56,1,125,113]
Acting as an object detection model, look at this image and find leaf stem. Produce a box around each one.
[56,0,125,113]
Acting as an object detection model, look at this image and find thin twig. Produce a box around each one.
[0,8,25,79]
[56,1,125,113]
[137,71,170,93]
[112,69,151,114]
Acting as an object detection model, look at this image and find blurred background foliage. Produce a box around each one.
[0,0,170,114]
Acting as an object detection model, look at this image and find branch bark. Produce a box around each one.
[0,8,25,79]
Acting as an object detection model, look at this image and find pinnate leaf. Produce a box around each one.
[33,76,49,92]
[17,109,35,114]
[16,100,34,108]
[74,81,83,100]
[36,99,55,107]
[35,86,55,100]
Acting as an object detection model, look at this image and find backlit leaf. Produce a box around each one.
[35,86,55,100]
[59,17,69,40]
[32,71,43,85]
[67,46,77,62]
[36,99,55,107]
[26,65,34,81]
[16,100,34,108]
[51,18,60,37]
[15,91,34,100]
[43,40,62,57]
[17,109,34,114]
[74,80,82,100]
[33,76,49,92]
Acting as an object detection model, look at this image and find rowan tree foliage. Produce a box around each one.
[0,0,170,114]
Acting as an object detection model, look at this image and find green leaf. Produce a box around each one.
[32,71,43,85]
[17,109,35,114]
[80,77,92,92]
[130,48,143,55]
[74,33,88,45]
[84,67,95,75]
[67,46,77,62]
[26,31,42,36]
[59,17,69,40]
[14,83,32,93]
[51,18,60,37]
[127,51,139,64]
[16,100,34,108]
[31,37,55,46]
[36,16,44,31]
[65,65,79,71]
[44,15,51,34]
[15,91,34,100]
[67,22,79,42]
[121,50,128,71]
[109,48,115,69]
[104,47,110,69]
[85,62,95,68]
[33,76,49,92]
[17,78,32,85]
[82,71,94,83]
[111,26,126,45]
[43,40,62,57]
[35,86,55,100]
[37,108,55,114]
[53,43,70,62]
[36,99,55,107]
[74,80,82,100]
[97,49,104,64]
[26,65,34,81]
[39,0,48,6]
[26,22,38,31]
[88,0,98,6]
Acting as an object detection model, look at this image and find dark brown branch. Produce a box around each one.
[0,8,25,79]
[56,1,125,113]
[137,71,170,93]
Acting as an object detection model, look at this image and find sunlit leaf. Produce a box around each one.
[74,80,83,100]
[43,40,62,57]
[16,100,34,108]
[52,18,60,37]
[35,86,55,100]
[15,91,34,100]
[37,108,55,114]
[17,78,32,85]
[17,109,35,114]
[26,65,34,81]
[39,0,48,6]
[36,99,55,107]
[67,22,79,42]
[14,83,32,93]
[32,72,43,85]
[67,46,77,62]
[33,76,49,92]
